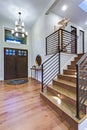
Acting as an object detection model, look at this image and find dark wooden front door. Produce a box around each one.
[4,48,28,80]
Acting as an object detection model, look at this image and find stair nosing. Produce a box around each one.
[63,69,76,72]
[59,74,76,78]
[54,79,76,87]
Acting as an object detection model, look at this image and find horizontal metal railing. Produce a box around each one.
[61,29,77,54]
[46,30,59,55]
[76,53,87,119]
[41,52,60,92]
[46,29,77,55]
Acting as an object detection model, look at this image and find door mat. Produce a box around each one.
[7,79,28,85]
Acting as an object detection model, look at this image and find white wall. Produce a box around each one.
[0,20,32,80]
[45,12,61,36]
[84,29,87,53]
[31,14,45,66]
[31,12,61,67]
[60,52,76,74]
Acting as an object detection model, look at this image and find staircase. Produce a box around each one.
[40,54,87,130]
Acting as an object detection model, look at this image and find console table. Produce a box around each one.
[30,67,42,80]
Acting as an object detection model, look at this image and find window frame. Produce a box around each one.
[4,27,27,45]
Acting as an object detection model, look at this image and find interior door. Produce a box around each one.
[71,26,77,54]
[79,30,84,53]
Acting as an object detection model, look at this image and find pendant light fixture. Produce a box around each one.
[12,12,28,37]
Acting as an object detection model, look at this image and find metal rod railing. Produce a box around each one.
[76,64,80,119]
[41,52,60,92]
[76,52,87,119]
[46,29,77,55]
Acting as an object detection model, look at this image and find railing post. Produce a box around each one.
[59,51,60,74]
[41,64,43,92]
[76,64,80,119]
[58,30,60,51]
[45,38,47,55]
[58,29,62,51]
[61,29,63,51]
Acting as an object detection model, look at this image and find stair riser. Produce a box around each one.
[47,86,76,105]
[68,65,87,71]
[74,55,83,63]
[71,63,76,66]
[47,87,86,114]
[63,70,76,75]
[74,56,82,61]
[74,58,81,62]
[77,54,83,57]
[58,75,76,83]
[68,65,76,69]
[71,61,77,66]
[72,57,82,62]
[53,80,76,93]
[40,92,78,130]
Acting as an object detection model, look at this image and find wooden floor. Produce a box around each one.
[0,78,72,130]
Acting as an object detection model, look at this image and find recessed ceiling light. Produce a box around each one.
[62,5,68,11]
[79,0,87,12]
[85,21,87,24]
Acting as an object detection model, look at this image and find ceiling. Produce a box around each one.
[0,0,87,29]
[0,0,51,27]
[50,0,87,29]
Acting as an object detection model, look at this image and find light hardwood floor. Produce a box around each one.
[0,78,72,130]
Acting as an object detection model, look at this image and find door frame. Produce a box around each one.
[79,30,84,53]
[71,26,77,54]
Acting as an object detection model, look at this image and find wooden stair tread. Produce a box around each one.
[64,69,76,72]
[58,74,76,83]
[41,91,86,123]
[54,79,76,87]
[68,64,76,67]
[48,85,87,107]
[63,69,76,75]
[49,84,76,100]
[59,74,76,78]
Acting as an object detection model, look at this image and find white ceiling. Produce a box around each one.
[0,0,51,27]
[50,0,87,29]
[0,0,87,29]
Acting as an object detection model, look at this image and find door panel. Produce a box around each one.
[4,55,16,79]
[16,53,28,78]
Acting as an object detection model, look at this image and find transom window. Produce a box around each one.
[4,28,27,44]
